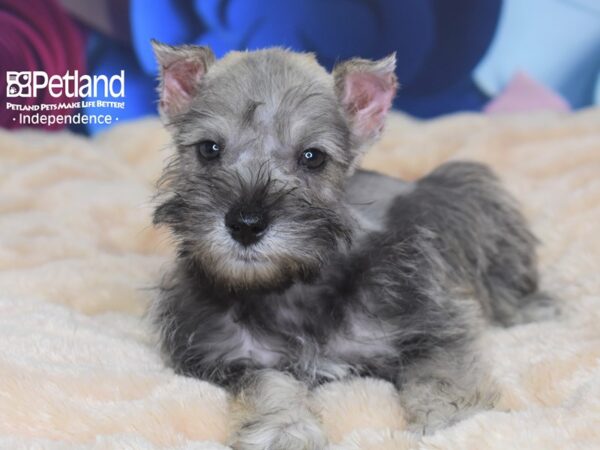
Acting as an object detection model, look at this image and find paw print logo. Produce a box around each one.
[6,71,32,97]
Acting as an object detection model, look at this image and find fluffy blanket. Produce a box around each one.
[1,109,599,449]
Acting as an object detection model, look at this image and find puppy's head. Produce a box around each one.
[152,42,397,291]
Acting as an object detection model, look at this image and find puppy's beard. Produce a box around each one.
[193,221,326,291]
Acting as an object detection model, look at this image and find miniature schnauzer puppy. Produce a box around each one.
[149,41,553,449]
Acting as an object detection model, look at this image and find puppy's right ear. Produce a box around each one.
[151,40,215,118]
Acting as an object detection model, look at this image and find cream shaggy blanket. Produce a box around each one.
[1,109,599,449]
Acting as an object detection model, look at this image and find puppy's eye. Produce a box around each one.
[195,140,222,161]
[299,148,326,169]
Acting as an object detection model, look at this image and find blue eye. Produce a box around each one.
[196,140,221,161]
[300,148,326,169]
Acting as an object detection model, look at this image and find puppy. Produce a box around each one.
[149,42,553,449]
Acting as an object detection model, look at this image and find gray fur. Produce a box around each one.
[149,43,554,448]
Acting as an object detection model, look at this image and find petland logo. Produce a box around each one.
[6,70,125,98]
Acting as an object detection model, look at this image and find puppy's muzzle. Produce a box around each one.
[225,204,269,247]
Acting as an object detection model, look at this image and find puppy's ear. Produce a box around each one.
[333,54,397,143]
[151,40,215,118]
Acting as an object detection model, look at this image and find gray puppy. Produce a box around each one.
[149,42,553,449]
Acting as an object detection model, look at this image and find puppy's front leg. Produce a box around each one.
[229,370,327,450]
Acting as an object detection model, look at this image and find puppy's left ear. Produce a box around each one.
[151,40,215,119]
[333,54,397,143]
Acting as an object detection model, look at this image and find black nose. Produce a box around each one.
[225,206,269,246]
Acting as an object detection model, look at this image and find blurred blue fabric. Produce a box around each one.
[83,0,599,134]
[83,35,156,134]
[474,0,600,109]
[85,0,501,133]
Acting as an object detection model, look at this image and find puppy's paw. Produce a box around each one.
[230,415,327,450]
[512,292,561,325]
[399,366,498,435]
[406,402,483,435]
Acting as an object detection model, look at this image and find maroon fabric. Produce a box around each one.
[0,0,86,130]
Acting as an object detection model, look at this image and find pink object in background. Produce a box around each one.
[0,0,86,130]
[484,72,571,114]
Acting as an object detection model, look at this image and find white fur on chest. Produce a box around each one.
[218,308,396,383]
[227,324,282,367]
[326,312,396,360]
